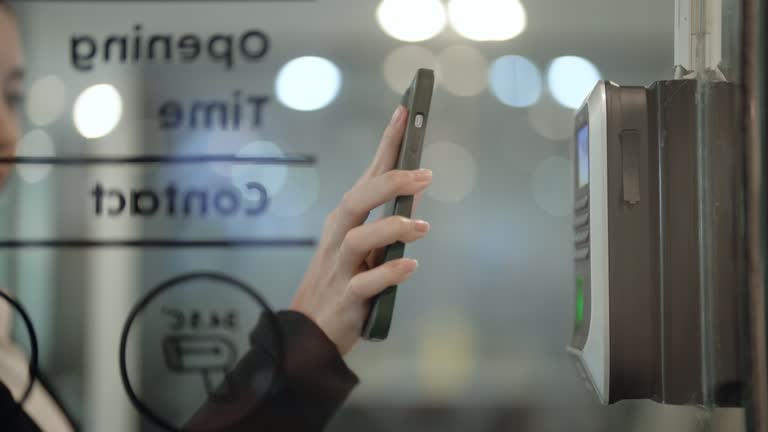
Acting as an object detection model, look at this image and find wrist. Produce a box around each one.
[287,309,345,356]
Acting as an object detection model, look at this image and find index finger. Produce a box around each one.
[358,105,408,183]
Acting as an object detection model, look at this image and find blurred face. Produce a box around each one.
[0,8,23,188]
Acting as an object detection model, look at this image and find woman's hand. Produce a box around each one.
[290,105,432,356]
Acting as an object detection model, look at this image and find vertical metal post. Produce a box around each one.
[742,0,768,429]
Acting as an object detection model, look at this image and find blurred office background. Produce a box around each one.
[0,0,746,431]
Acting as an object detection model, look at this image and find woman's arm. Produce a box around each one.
[185,104,431,431]
[184,311,358,432]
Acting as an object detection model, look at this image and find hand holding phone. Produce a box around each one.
[362,69,435,341]
[289,70,433,354]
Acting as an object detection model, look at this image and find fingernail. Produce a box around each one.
[413,169,433,181]
[414,219,430,233]
[390,105,403,126]
[401,258,419,272]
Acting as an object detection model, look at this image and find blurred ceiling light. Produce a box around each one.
[546,56,601,109]
[26,76,67,127]
[230,141,288,201]
[489,55,542,107]
[448,0,527,42]
[436,45,488,97]
[383,45,440,94]
[376,0,447,42]
[422,141,477,203]
[73,84,123,139]
[16,130,55,183]
[276,56,342,111]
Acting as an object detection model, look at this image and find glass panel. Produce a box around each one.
[0,0,759,431]
[696,0,752,430]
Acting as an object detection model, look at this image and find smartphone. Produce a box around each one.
[362,68,435,341]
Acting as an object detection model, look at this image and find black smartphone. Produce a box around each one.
[362,68,435,341]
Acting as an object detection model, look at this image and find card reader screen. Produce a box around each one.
[577,125,589,187]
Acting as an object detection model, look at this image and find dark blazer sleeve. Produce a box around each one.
[184,310,359,432]
[0,382,41,432]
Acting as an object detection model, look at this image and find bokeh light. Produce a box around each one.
[527,92,575,140]
[383,46,440,94]
[73,84,123,139]
[276,56,342,111]
[448,0,527,41]
[422,141,477,203]
[15,130,55,184]
[489,55,542,107]
[230,141,288,201]
[546,56,601,109]
[436,46,488,97]
[26,76,67,127]
[204,130,257,177]
[419,310,474,400]
[270,168,320,217]
[376,0,447,42]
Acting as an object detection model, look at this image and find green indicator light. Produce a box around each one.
[575,276,584,325]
